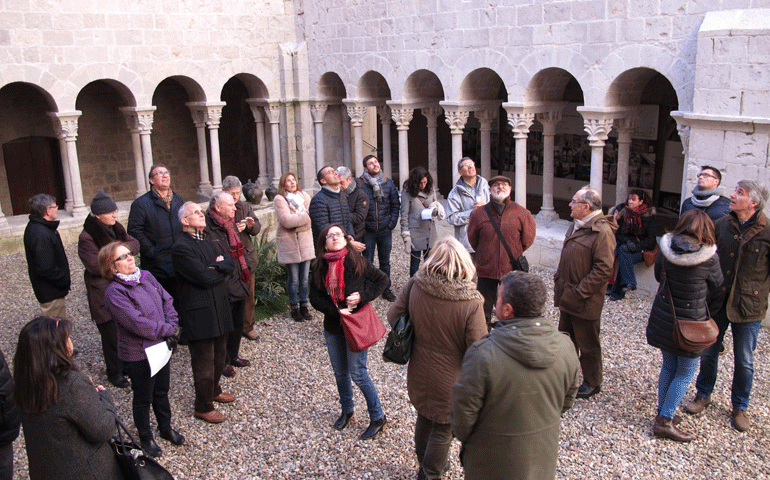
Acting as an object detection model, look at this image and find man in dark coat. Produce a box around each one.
[309,166,364,252]
[128,164,184,298]
[337,166,368,242]
[23,193,70,318]
[685,180,770,432]
[173,201,236,424]
[357,155,400,301]
[680,165,731,222]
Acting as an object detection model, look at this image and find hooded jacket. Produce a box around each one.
[451,317,580,480]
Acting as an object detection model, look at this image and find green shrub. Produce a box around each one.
[252,230,289,321]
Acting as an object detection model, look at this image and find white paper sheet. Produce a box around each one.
[145,341,172,377]
[420,207,435,220]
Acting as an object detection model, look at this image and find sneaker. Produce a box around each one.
[731,409,750,432]
[683,395,711,415]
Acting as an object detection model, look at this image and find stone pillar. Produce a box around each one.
[201,103,225,192]
[422,107,442,197]
[582,117,614,201]
[476,110,496,179]
[506,110,535,206]
[0,199,7,229]
[246,101,269,189]
[265,102,283,188]
[536,111,562,222]
[443,109,469,184]
[120,107,149,197]
[310,103,328,174]
[391,107,414,187]
[345,103,367,177]
[341,111,352,169]
[49,112,87,216]
[614,117,636,206]
[377,106,393,178]
[128,109,156,192]
[186,104,213,198]
[56,137,74,211]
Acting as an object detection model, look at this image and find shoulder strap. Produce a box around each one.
[404,277,416,316]
[484,204,517,268]
[660,257,677,321]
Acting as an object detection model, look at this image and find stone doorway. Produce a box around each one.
[3,136,65,215]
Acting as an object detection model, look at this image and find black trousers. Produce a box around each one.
[96,320,123,378]
[476,277,500,329]
[123,359,172,440]
[226,299,245,364]
[188,335,227,413]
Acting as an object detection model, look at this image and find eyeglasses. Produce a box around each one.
[152,171,170,178]
[569,199,587,205]
[114,252,133,263]
[460,163,475,169]
[227,190,241,199]
[184,209,203,218]
[326,232,345,240]
[697,172,717,180]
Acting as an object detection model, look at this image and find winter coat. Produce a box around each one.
[646,234,722,358]
[345,183,370,242]
[715,211,770,323]
[21,370,122,480]
[357,176,400,232]
[309,188,354,247]
[105,270,179,362]
[205,212,249,301]
[446,176,490,252]
[400,189,438,251]
[680,195,731,222]
[387,273,487,424]
[611,203,657,253]
[451,317,580,480]
[0,349,19,447]
[172,233,234,342]
[127,189,184,281]
[309,254,388,337]
[23,215,71,304]
[554,213,618,320]
[78,215,140,325]
[274,192,315,265]
[467,198,536,279]
[234,200,261,272]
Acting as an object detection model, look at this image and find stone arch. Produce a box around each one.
[61,64,145,111]
[524,68,584,105]
[449,49,516,101]
[458,68,507,103]
[605,67,679,108]
[159,75,207,103]
[515,48,591,104]
[310,57,352,99]
[349,55,395,100]
[402,70,444,104]
[356,71,392,103]
[230,74,269,100]
[316,72,347,102]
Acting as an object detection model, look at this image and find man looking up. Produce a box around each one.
[680,165,730,222]
[446,157,490,253]
[308,166,365,252]
[337,166,368,242]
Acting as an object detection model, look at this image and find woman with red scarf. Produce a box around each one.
[609,189,657,300]
[309,224,389,440]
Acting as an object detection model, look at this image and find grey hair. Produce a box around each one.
[499,271,547,318]
[336,166,352,179]
[457,157,474,171]
[209,191,232,210]
[222,175,242,190]
[576,186,603,211]
[737,180,769,212]
[178,201,198,221]
[29,194,56,217]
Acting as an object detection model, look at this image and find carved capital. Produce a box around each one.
[391,108,414,130]
[310,103,328,123]
[475,110,497,130]
[205,105,224,128]
[264,102,282,124]
[346,105,368,127]
[507,111,534,138]
[677,124,691,157]
[536,111,562,135]
[614,116,636,143]
[444,110,469,134]
[583,117,614,147]
[421,106,443,128]
[377,105,391,124]
[48,111,81,141]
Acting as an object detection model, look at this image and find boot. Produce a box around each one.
[683,395,711,415]
[290,304,304,322]
[299,302,313,321]
[653,415,695,442]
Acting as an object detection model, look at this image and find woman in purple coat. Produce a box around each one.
[99,241,184,458]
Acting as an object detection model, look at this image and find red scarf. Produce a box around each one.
[208,208,250,283]
[323,248,348,304]
[622,203,648,237]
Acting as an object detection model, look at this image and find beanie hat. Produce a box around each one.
[90,190,117,215]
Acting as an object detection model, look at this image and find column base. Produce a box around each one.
[196,182,214,202]
[71,205,89,218]
[64,200,74,212]
[536,209,561,223]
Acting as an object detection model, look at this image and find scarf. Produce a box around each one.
[208,208,250,283]
[621,203,648,237]
[344,180,357,196]
[153,187,174,210]
[115,268,141,284]
[323,248,348,304]
[689,187,721,208]
[363,171,384,202]
[574,209,602,229]
[285,191,306,214]
[83,213,128,248]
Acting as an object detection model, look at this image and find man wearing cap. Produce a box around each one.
[467,175,536,326]
[446,157,490,253]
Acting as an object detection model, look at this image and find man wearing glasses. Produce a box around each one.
[680,165,730,222]
[128,164,185,299]
[447,157,490,253]
[23,194,71,318]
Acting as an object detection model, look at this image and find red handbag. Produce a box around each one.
[339,303,386,352]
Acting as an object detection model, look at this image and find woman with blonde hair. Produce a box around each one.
[387,235,488,479]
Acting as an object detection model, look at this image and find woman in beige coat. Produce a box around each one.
[387,236,487,480]
[274,172,315,322]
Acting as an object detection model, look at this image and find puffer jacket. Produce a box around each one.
[127,189,184,280]
[715,210,770,323]
[646,234,722,358]
[446,176,490,252]
[356,176,400,233]
[274,192,315,265]
[309,188,354,247]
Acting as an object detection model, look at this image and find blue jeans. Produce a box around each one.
[323,330,384,421]
[658,350,699,419]
[286,260,311,305]
[612,246,644,297]
[409,249,430,277]
[364,229,392,291]
[695,307,762,410]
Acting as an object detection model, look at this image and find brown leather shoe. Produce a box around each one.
[214,392,236,403]
[653,415,695,442]
[222,364,236,378]
[243,330,260,341]
[732,409,750,432]
[194,410,226,424]
[231,358,251,368]
[683,395,711,415]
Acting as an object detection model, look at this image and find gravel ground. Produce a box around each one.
[1,236,769,480]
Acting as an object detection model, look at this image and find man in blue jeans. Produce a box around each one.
[685,180,770,432]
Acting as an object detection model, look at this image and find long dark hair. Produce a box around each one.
[312,224,366,289]
[670,209,716,246]
[404,167,433,198]
[13,316,77,413]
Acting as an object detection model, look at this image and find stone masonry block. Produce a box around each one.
[495,5,516,25]
[741,91,770,119]
[0,30,9,47]
[616,18,646,42]
[581,43,614,67]
[517,4,542,26]
[695,64,731,89]
[509,25,533,46]
[587,20,617,43]
[22,46,40,63]
[42,30,74,46]
[114,29,141,46]
[608,0,629,18]
[458,8,480,29]
[687,0,725,15]
[688,127,725,161]
[748,35,770,64]
[543,2,570,24]
[731,64,770,90]
[24,12,52,29]
[660,0,686,15]
[434,11,457,30]
[724,131,769,165]
[572,1,606,23]
[644,16,672,41]
[713,35,749,63]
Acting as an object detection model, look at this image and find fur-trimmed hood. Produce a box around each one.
[415,271,483,302]
[659,233,717,267]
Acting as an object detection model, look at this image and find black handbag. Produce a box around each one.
[111,418,175,480]
[484,204,528,272]
[383,280,415,365]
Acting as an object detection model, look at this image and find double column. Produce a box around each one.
[48,112,88,217]
[247,100,270,189]
[187,102,227,195]
[440,103,470,185]
[503,106,535,207]
[120,107,156,197]
[344,101,367,177]
[536,110,563,222]
[390,105,414,185]
[577,108,615,202]
[310,103,328,174]
[422,107,443,196]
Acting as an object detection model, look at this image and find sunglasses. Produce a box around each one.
[114,252,133,263]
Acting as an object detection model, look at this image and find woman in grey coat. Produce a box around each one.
[400,167,445,277]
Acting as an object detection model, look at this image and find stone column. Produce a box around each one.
[506,110,535,206]
[55,137,74,211]
[536,111,562,222]
[476,110,496,179]
[246,101,269,188]
[391,107,414,186]
[310,103,328,174]
[128,108,156,192]
[614,117,636,206]
[120,107,149,197]
[49,112,87,216]
[582,116,614,200]
[345,103,367,177]
[186,104,213,198]
[377,106,393,178]
[264,102,283,188]
[443,109,469,184]
[201,103,225,192]
[341,110,352,169]
[422,107,442,197]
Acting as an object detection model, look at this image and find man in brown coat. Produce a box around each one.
[467,175,536,326]
[554,186,617,399]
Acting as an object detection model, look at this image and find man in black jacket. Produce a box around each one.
[309,166,365,252]
[23,194,70,318]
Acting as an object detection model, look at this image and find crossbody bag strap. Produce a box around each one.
[404,276,416,317]
[484,204,517,268]
[660,257,677,321]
